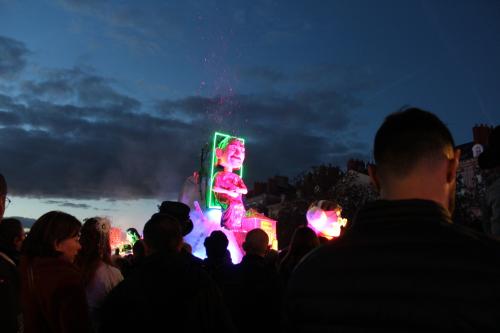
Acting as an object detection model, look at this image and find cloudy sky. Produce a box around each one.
[1,0,499,229]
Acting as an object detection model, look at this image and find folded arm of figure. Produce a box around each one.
[213,186,240,198]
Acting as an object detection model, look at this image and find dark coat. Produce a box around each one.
[0,248,21,333]
[19,256,92,333]
[285,199,500,332]
[99,251,235,333]
[225,254,283,333]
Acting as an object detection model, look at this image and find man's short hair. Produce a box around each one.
[218,136,244,150]
[243,228,269,255]
[143,213,182,253]
[0,174,7,196]
[373,107,455,177]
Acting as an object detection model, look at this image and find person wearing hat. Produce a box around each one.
[158,201,202,265]
[202,231,233,276]
[100,213,236,332]
[478,125,500,237]
[158,201,194,236]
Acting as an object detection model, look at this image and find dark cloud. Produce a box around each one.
[20,67,141,110]
[0,62,205,199]
[158,90,360,133]
[43,199,92,209]
[0,35,30,79]
[0,35,369,200]
[240,64,378,94]
[22,80,74,100]
[1,81,366,199]
[156,90,367,184]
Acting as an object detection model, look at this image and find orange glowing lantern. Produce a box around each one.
[109,227,125,250]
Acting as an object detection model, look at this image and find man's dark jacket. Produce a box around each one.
[285,199,500,332]
[224,254,283,333]
[0,246,21,333]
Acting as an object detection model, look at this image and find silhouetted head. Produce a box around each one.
[79,217,112,261]
[143,213,183,255]
[287,226,320,259]
[126,227,141,245]
[369,107,460,213]
[75,217,112,284]
[157,201,193,236]
[0,218,24,252]
[373,107,455,178]
[22,211,82,263]
[243,228,269,257]
[204,230,229,259]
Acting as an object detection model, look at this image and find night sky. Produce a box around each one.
[1,0,499,228]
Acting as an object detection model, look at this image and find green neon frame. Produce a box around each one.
[206,131,245,209]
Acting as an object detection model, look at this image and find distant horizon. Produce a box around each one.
[5,197,167,233]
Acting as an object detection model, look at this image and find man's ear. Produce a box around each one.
[368,164,381,193]
[215,148,223,159]
[446,148,461,184]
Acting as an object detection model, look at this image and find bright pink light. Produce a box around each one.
[306,207,347,239]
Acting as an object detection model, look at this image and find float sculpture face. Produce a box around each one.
[216,138,245,171]
[306,201,348,239]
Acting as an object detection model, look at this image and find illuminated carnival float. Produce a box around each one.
[180,132,277,263]
[179,132,350,262]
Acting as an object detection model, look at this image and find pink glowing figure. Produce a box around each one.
[212,137,248,230]
[306,200,348,239]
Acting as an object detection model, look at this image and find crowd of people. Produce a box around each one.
[1,107,500,332]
